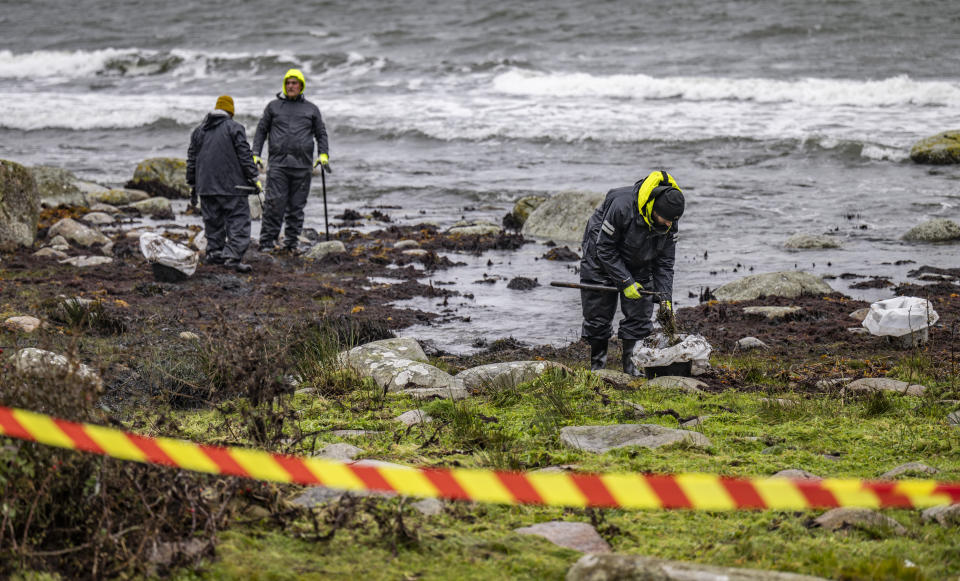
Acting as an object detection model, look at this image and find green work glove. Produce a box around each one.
[255,180,263,194]
[662,300,673,312]
[623,282,643,300]
[314,153,330,172]
[253,155,264,170]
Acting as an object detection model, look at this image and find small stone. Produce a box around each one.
[514,521,611,553]
[315,443,362,461]
[742,306,803,320]
[849,308,871,322]
[179,331,200,340]
[533,465,579,474]
[304,240,347,260]
[401,248,429,257]
[948,411,960,426]
[814,508,907,536]
[82,211,115,225]
[680,416,708,428]
[33,248,68,259]
[644,376,706,393]
[736,336,769,351]
[843,377,926,396]
[393,239,420,249]
[879,462,939,479]
[760,397,800,407]
[772,469,820,479]
[921,504,960,527]
[784,234,842,249]
[394,409,433,426]
[592,369,638,388]
[3,316,42,333]
[560,424,711,454]
[847,327,870,335]
[58,255,113,267]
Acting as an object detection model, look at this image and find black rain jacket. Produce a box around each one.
[580,182,677,302]
[186,112,259,196]
[252,93,328,169]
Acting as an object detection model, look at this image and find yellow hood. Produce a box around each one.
[637,170,681,228]
[282,68,306,96]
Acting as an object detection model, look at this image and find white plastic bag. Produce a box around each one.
[632,333,713,375]
[139,232,198,276]
[862,297,939,337]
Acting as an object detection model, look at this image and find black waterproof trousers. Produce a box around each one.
[260,166,312,249]
[201,195,251,261]
[580,273,654,341]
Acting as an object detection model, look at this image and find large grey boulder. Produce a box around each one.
[514,521,610,553]
[338,337,429,368]
[814,508,907,536]
[843,377,926,396]
[128,196,174,220]
[644,376,706,393]
[784,234,842,249]
[714,272,834,302]
[504,195,547,229]
[337,337,457,393]
[910,130,960,164]
[457,360,564,393]
[901,218,960,243]
[29,166,87,207]
[48,217,110,247]
[560,424,711,453]
[128,157,190,198]
[370,357,462,393]
[567,554,828,581]
[0,159,40,251]
[522,190,605,242]
[9,347,102,391]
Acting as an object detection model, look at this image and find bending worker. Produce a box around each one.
[252,68,330,253]
[186,95,261,273]
[579,170,686,376]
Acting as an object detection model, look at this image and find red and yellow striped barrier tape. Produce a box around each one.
[2,405,958,510]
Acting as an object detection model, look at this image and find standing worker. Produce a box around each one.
[579,170,685,376]
[252,68,330,253]
[186,95,261,273]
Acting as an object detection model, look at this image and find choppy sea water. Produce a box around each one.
[2,0,959,352]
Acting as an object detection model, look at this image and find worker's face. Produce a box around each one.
[651,210,673,234]
[285,78,303,98]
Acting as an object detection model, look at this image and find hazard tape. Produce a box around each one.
[1,405,958,510]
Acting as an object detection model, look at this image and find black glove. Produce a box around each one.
[190,188,198,208]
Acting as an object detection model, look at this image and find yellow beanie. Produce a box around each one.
[214,95,235,116]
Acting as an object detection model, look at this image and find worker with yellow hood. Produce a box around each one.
[252,68,330,253]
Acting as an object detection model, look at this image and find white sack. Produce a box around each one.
[139,232,198,276]
[862,296,939,337]
[632,333,712,374]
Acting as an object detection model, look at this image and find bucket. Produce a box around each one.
[644,360,692,379]
[151,262,189,283]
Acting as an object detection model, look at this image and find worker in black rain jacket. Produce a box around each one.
[186,95,261,273]
[579,170,685,376]
[252,68,329,253]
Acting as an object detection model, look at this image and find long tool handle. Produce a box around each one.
[550,281,659,296]
[321,168,330,241]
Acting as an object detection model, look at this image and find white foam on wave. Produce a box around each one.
[0,92,266,130]
[492,70,960,108]
[0,48,142,79]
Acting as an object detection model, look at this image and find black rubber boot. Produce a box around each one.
[622,339,641,377]
[224,259,252,273]
[588,338,608,371]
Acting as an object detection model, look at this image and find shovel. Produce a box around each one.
[550,281,662,296]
